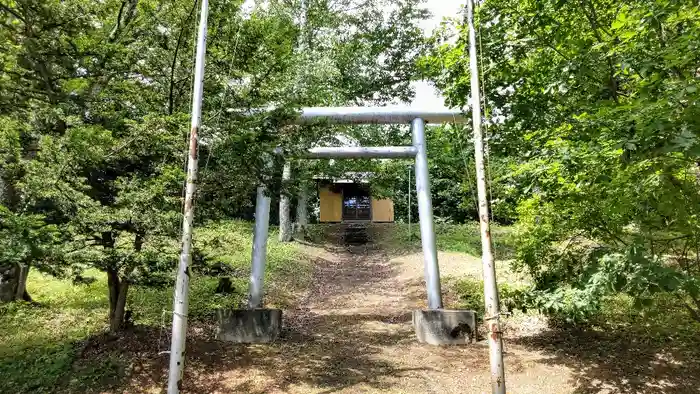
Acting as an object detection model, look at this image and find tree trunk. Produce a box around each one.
[0,263,31,303]
[294,186,309,240]
[107,267,131,333]
[110,279,129,333]
[0,263,20,302]
[279,162,293,242]
[15,264,29,300]
[107,267,119,328]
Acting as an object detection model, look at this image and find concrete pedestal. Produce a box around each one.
[216,309,282,343]
[413,309,477,345]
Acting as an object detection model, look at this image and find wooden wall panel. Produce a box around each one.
[371,198,395,222]
[319,186,343,222]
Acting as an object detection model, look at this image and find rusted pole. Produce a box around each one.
[466,0,506,392]
[167,0,208,392]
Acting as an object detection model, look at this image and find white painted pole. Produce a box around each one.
[412,118,443,309]
[278,162,293,242]
[466,0,506,392]
[166,1,208,392]
[296,107,468,125]
[305,146,418,159]
[249,186,272,308]
[408,165,412,242]
[228,107,469,125]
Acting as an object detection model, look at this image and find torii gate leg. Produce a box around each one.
[215,185,282,344]
[249,186,271,309]
[411,118,443,309]
[411,118,476,346]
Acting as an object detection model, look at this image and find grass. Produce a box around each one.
[0,272,108,392]
[375,222,517,258]
[0,220,309,393]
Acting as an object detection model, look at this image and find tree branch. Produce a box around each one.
[676,294,700,322]
[169,0,199,115]
[109,1,127,42]
[109,0,139,43]
[580,0,620,103]
[0,3,25,23]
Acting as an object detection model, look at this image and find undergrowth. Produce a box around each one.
[0,220,307,393]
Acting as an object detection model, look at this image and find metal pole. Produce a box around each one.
[305,146,418,159]
[278,162,292,242]
[412,118,443,309]
[229,107,469,125]
[249,186,271,308]
[467,0,506,392]
[167,0,208,392]
[408,166,411,242]
[296,107,468,125]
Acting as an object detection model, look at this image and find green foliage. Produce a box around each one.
[454,278,524,318]
[593,292,700,342]
[426,0,700,322]
[130,220,308,322]
[368,123,519,225]
[195,0,430,218]
[454,279,487,314]
[0,206,59,269]
[0,0,428,329]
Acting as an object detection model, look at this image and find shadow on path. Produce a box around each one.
[513,328,700,393]
[89,309,430,393]
[73,235,436,393]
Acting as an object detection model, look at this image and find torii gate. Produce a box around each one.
[248,107,467,311]
[225,107,474,347]
[166,1,505,393]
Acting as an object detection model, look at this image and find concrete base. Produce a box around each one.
[413,309,477,345]
[216,309,282,343]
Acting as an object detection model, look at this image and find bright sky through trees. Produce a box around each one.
[410,0,463,109]
[240,0,464,109]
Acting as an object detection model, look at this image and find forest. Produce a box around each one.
[1,0,699,393]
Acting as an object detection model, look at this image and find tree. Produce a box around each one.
[0,0,198,330]
[195,0,430,222]
[425,0,700,321]
[0,117,34,301]
[0,0,431,331]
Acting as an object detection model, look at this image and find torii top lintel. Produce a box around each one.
[293,107,468,125]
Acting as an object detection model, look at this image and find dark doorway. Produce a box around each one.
[342,185,371,221]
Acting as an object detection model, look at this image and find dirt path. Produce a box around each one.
[115,233,700,393]
[171,242,574,394]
